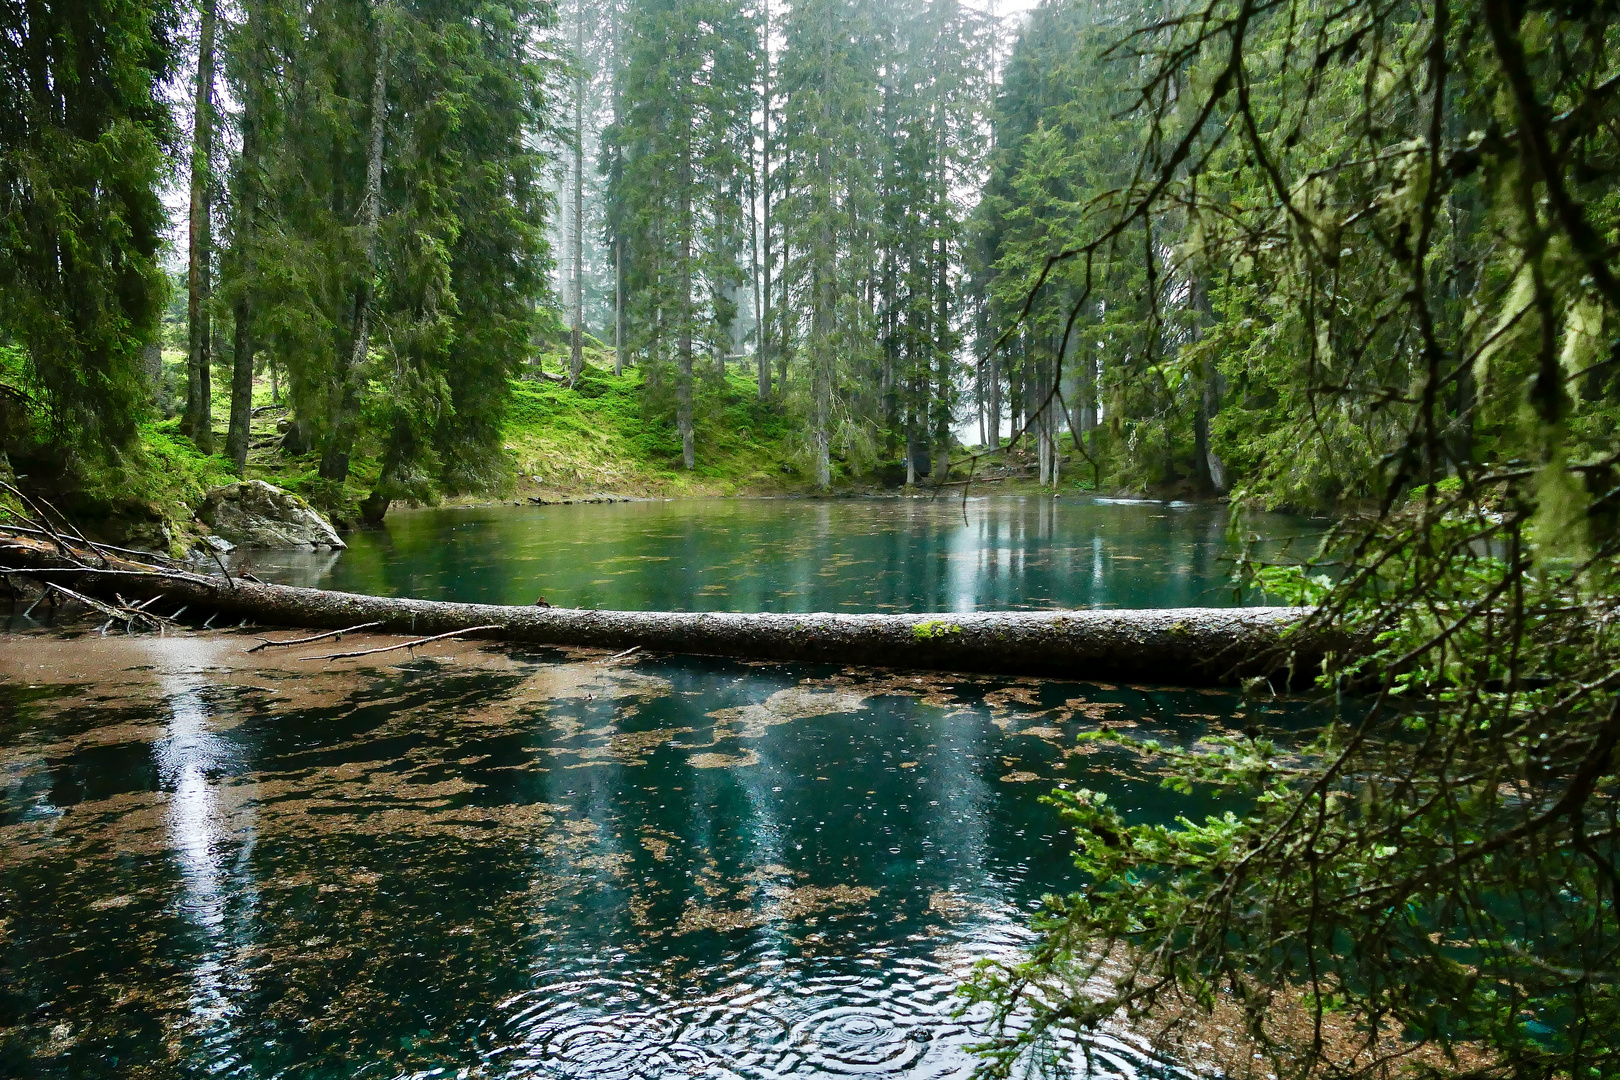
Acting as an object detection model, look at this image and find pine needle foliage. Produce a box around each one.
[962,0,1620,1076]
[0,0,177,454]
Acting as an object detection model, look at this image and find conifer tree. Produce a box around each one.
[0,0,177,454]
[223,0,270,474]
[184,0,219,453]
[604,0,755,470]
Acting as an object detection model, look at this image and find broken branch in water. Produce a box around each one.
[595,645,642,664]
[45,582,177,632]
[297,625,503,662]
[248,620,385,653]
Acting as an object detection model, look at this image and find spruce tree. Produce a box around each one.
[0,0,177,455]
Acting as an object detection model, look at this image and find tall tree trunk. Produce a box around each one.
[227,298,254,472]
[614,239,625,375]
[226,0,266,475]
[976,355,985,448]
[185,0,217,454]
[677,153,695,470]
[321,5,388,483]
[931,228,950,482]
[1189,278,1226,494]
[142,339,162,394]
[1196,359,1227,494]
[776,222,790,394]
[930,114,951,483]
[812,252,833,490]
[568,0,585,386]
[610,0,625,377]
[987,347,1001,450]
[747,150,762,389]
[757,0,772,401]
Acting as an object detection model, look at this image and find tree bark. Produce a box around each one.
[185,0,218,454]
[677,154,696,470]
[1,533,1319,686]
[568,0,586,386]
[757,0,772,401]
[321,5,388,483]
[614,240,625,375]
[226,0,267,476]
[610,0,626,378]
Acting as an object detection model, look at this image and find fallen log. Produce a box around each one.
[0,532,1326,685]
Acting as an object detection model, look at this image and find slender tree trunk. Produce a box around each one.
[747,151,761,387]
[775,155,790,395]
[185,0,218,454]
[976,356,985,448]
[227,302,254,471]
[757,0,772,401]
[226,0,266,475]
[568,0,585,386]
[610,0,625,377]
[1190,278,1226,494]
[677,153,695,470]
[142,339,162,394]
[776,226,790,394]
[987,347,1001,450]
[931,230,950,482]
[321,5,387,483]
[812,253,833,490]
[930,114,951,483]
[614,239,625,375]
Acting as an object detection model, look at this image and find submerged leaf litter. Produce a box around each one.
[0,630,1313,1078]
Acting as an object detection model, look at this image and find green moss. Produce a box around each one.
[13,345,809,546]
[503,353,798,497]
[912,620,963,640]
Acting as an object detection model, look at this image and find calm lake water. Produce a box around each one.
[241,496,1322,611]
[0,632,1317,1079]
[2,498,1324,1077]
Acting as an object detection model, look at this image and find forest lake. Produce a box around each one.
[1,494,1325,1078]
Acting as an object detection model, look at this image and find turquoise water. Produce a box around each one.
[1,498,1326,1076]
[241,496,1321,611]
[0,632,1312,1078]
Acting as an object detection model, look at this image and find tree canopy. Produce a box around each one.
[961,0,1620,1075]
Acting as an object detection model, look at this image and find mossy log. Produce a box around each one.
[1,533,1321,684]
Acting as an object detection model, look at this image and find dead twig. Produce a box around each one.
[203,544,237,590]
[45,582,126,621]
[297,625,502,662]
[0,524,182,565]
[43,582,174,632]
[595,645,642,664]
[248,620,385,653]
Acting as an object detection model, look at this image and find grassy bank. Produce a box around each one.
[501,348,799,500]
[14,344,810,552]
[8,340,1119,555]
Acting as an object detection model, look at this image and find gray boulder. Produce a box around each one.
[198,480,347,549]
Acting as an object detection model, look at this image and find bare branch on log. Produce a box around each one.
[45,582,176,632]
[248,621,386,653]
[298,625,502,662]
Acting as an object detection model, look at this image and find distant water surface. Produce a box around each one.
[243,495,1322,611]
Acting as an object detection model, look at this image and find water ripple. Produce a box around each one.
[485,949,1187,1080]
